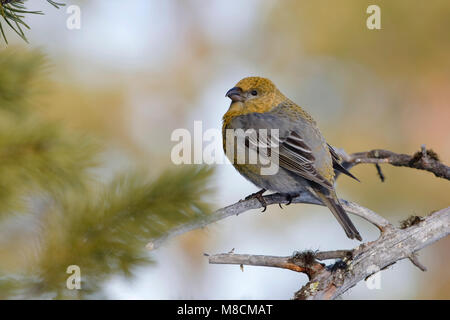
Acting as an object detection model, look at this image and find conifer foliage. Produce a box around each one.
[0,0,64,43]
[0,50,213,299]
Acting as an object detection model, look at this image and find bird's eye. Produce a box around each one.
[251,90,258,96]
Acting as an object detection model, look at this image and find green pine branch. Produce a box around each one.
[0,50,98,216]
[0,49,48,114]
[1,166,214,299]
[0,49,216,299]
[0,114,100,216]
[0,0,65,44]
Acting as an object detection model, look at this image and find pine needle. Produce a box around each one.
[0,0,65,44]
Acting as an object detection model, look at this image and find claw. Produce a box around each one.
[244,189,267,212]
[286,195,293,206]
[285,193,299,206]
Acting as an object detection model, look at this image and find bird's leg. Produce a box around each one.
[244,189,267,212]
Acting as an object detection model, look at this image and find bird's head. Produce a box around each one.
[225,77,285,114]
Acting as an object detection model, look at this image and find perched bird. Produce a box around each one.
[222,76,362,241]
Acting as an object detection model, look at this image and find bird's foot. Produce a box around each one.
[278,193,300,208]
[244,189,267,212]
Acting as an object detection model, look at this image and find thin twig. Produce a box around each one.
[315,250,353,261]
[147,193,391,250]
[408,254,427,272]
[207,249,354,278]
[375,163,385,182]
[208,253,320,276]
[340,146,449,181]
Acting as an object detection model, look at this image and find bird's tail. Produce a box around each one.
[315,191,362,241]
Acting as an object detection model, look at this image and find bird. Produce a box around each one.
[222,76,362,241]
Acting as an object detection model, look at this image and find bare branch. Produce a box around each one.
[208,253,321,276]
[339,146,450,181]
[338,199,392,232]
[207,250,354,279]
[375,163,385,182]
[315,250,353,261]
[294,207,449,300]
[207,207,449,299]
[148,147,447,249]
[147,193,390,250]
[146,147,449,299]
[408,254,427,272]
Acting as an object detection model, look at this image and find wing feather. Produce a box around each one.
[328,144,360,182]
[229,112,333,190]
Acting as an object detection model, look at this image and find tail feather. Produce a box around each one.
[316,192,362,241]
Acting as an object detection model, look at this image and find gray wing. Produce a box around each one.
[229,112,333,189]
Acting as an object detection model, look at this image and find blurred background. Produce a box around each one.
[0,0,449,299]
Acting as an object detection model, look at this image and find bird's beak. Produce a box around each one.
[225,87,244,102]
